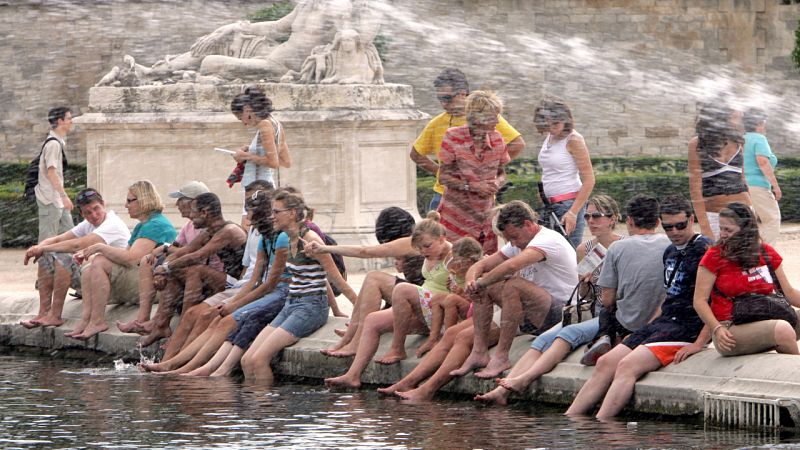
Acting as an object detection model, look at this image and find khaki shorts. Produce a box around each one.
[749,186,781,245]
[108,262,140,305]
[203,288,241,307]
[37,199,73,242]
[713,310,800,356]
[39,252,82,290]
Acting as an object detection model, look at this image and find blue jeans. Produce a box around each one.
[232,282,290,322]
[270,293,329,338]
[428,192,442,212]
[530,317,600,352]
[545,199,586,249]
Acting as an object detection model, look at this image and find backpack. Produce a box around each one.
[24,136,67,203]
[321,233,348,297]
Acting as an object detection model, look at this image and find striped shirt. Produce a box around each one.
[286,228,328,298]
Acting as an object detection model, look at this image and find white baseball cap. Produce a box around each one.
[168,181,210,199]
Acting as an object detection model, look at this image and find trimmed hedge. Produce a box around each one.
[0,163,86,247]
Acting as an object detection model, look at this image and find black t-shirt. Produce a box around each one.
[660,234,712,323]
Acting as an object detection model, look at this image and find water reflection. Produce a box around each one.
[0,355,798,448]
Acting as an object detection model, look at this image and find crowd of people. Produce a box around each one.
[21,69,795,418]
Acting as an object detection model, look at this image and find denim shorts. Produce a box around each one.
[232,283,289,322]
[228,285,289,350]
[530,316,600,352]
[269,292,329,338]
[546,199,586,249]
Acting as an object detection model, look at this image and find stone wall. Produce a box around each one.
[1,0,799,162]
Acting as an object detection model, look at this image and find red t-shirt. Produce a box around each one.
[699,244,783,321]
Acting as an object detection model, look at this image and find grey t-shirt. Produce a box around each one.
[597,233,671,331]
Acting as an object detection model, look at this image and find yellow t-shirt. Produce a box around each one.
[413,113,521,194]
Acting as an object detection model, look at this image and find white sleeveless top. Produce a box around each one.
[538,130,582,198]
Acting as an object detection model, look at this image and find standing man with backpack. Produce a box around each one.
[35,107,74,240]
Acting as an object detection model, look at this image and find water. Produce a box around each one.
[1,355,799,449]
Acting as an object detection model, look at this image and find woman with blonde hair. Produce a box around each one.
[66,180,176,340]
[437,90,510,255]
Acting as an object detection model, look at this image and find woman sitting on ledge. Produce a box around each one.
[66,180,176,340]
[691,202,800,357]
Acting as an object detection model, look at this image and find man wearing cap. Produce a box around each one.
[118,180,219,334]
[22,188,130,328]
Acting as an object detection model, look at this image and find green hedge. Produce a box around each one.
[0,163,86,247]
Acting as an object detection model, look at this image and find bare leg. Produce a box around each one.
[39,263,69,327]
[65,266,93,337]
[596,346,661,419]
[161,303,212,360]
[74,256,114,340]
[375,284,429,365]
[566,344,631,416]
[475,277,552,379]
[378,318,473,395]
[324,309,394,389]
[475,346,545,405]
[451,283,504,376]
[139,277,183,347]
[167,316,238,374]
[499,338,571,393]
[182,266,226,312]
[183,342,235,377]
[240,326,298,385]
[210,345,247,377]
[326,283,348,318]
[398,322,501,401]
[322,271,394,356]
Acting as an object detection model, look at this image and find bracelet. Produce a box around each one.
[712,324,725,336]
[565,210,577,218]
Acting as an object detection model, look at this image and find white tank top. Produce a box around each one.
[538,130,582,198]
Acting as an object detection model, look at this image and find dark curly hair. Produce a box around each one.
[243,86,274,119]
[718,202,761,268]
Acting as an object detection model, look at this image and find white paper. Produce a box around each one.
[214,147,235,154]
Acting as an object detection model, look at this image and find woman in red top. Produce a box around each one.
[437,91,510,255]
[692,202,800,357]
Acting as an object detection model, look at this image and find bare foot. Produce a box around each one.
[473,357,511,379]
[374,349,407,365]
[497,376,528,393]
[450,352,490,376]
[64,323,88,338]
[139,327,172,348]
[333,311,349,318]
[474,386,511,405]
[415,339,438,358]
[334,328,347,337]
[326,343,357,358]
[181,367,212,377]
[377,380,413,396]
[37,316,64,328]
[20,319,43,329]
[396,387,434,402]
[73,323,109,340]
[116,319,147,334]
[324,374,361,390]
[139,362,167,373]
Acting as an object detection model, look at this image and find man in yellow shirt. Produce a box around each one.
[410,68,526,211]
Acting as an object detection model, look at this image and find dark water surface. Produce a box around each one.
[1,355,799,449]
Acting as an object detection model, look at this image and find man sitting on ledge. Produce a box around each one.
[139,192,247,347]
[22,188,130,328]
[452,200,577,379]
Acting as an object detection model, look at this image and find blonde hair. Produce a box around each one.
[129,180,164,215]
[411,214,446,249]
[588,194,621,222]
[466,90,502,122]
[452,237,483,263]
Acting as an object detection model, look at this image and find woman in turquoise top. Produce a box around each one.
[66,180,177,340]
[743,108,782,244]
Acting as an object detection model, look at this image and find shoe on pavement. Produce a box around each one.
[580,335,612,366]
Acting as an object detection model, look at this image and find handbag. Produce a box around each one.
[562,280,598,327]
[720,247,798,327]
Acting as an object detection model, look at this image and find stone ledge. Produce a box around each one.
[4,291,800,418]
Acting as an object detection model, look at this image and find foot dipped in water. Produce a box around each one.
[324,374,361,390]
[396,386,435,402]
[473,357,511,379]
[376,379,414,396]
[474,384,512,406]
[374,349,407,365]
[449,351,490,376]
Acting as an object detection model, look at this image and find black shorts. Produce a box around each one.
[622,316,702,349]
[519,299,565,335]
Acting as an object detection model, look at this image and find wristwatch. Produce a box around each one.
[463,181,470,192]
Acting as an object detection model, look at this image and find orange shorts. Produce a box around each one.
[644,341,692,366]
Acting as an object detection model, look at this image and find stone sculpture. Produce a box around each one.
[96,0,385,86]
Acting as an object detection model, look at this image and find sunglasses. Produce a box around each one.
[76,190,100,203]
[437,94,455,103]
[125,197,138,205]
[583,212,610,220]
[662,220,689,231]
